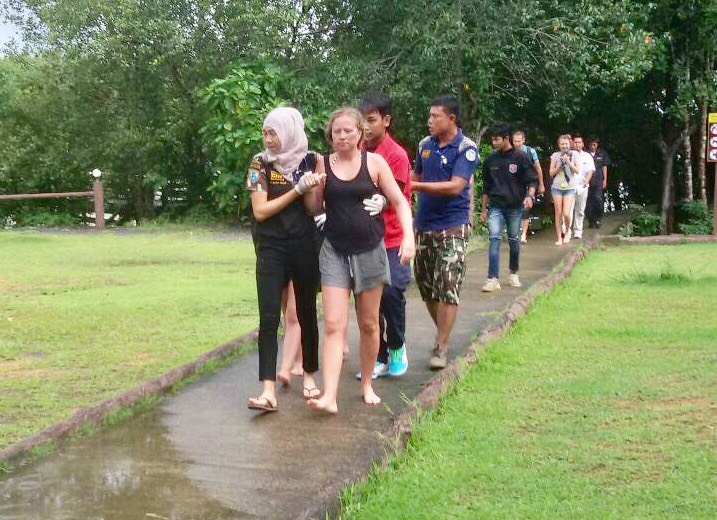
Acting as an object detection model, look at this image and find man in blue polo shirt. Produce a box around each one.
[412,94,480,370]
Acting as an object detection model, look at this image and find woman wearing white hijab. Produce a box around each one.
[246,106,325,412]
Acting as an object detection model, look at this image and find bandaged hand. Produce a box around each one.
[362,194,387,216]
[313,212,326,231]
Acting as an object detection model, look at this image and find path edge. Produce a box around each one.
[0,330,258,465]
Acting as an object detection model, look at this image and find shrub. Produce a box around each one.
[675,199,713,235]
[619,208,660,237]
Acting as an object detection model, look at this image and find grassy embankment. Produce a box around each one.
[341,243,716,519]
[0,230,258,451]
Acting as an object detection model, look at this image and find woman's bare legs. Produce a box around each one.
[355,285,384,405]
[307,285,349,414]
[520,218,530,244]
[562,194,575,243]
[553,194,565,245]
[277,283,302,385]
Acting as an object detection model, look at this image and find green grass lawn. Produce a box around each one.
[0,230,258,450]
[341,243,717,519]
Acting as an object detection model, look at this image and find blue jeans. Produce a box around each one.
[487,205,522,278]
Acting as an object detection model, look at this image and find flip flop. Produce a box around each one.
[302,386,322,400]
[247,396,278,412]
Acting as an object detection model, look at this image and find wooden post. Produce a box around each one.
[91,169,105,229]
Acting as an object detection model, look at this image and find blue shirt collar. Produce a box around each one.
[431,129,464,149]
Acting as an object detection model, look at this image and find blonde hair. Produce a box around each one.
[325,107,364,149]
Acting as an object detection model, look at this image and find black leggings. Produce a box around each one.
[255,234,319,381]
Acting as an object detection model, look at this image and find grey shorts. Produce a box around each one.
[319,239,391,295]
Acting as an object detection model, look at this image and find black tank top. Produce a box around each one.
[323,151,384,255]
[252,153,317,241]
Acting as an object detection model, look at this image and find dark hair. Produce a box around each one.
[573,133,585,142]
[587,135,600,144]
[488,121,511,139]
[359,92,392,118]
[430,94,461,125]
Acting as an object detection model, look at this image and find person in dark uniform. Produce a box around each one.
[586,136,610,228]
[246,106,325,412]
[479,122,538,291]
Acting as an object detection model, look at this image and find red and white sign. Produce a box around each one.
[708,114,717,163]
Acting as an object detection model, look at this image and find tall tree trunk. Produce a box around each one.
[683,110,693,200]
[697,99,708,206]
[660,136,683,235]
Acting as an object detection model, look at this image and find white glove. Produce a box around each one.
[362,194,387,216]
[314,212,326,230]
[294,173,315,195]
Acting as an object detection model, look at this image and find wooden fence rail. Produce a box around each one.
[0,176,105,228]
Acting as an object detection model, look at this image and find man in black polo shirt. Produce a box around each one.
[586,136,610,228]
[479,122,538,292]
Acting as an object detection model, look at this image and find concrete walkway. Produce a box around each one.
[0,216,626,520]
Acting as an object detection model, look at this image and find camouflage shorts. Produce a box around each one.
[413,225,469,305]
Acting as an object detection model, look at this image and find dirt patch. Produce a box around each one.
[611,397,715,445]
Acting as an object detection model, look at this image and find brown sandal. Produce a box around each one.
[247,396,278,412]
[302,386,322,400]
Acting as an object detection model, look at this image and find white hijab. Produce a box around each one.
[261,107,308,178]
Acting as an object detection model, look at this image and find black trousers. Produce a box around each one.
[255,234,319,381]
[586,183,604,225]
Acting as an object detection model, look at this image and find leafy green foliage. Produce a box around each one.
[198,60,333,219]
[619,208,661,236]
[675,199,713,235]
[199,62,289,219]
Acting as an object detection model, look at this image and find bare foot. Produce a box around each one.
[520,238,527,244]
[342,345,349,359]
[554,240,563,246]
[563,236,571,244]
[276,372,290,387]
[290,365,303,377]
[307,396,338,414]
[360,385,381,405]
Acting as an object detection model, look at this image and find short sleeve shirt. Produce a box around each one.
[576,150,596,181]
[550,150,579,189]
[519,144,539,164]
[413,130,480,232]
[246,152,318,240]
[247,155,269,192]
[371,134,411,249]
[590,149,610,184]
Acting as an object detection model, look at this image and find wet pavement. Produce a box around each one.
[0,216,626,520]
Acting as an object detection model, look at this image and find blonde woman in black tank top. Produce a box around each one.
[304,107,415,414]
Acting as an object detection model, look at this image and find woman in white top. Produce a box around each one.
[549,134,580,245]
